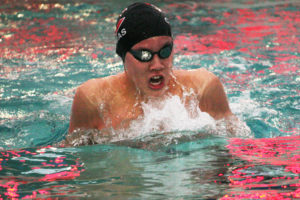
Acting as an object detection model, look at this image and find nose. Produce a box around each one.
[149,54,164,71]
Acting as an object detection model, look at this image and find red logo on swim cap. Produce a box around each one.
[115,17,125,34]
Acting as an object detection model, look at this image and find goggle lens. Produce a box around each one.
[129,43,173,62]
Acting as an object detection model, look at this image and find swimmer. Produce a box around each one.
[66,2,244,145]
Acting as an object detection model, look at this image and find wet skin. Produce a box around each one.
[67,36,236,142]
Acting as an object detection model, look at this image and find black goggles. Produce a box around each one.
[129,43,173,62]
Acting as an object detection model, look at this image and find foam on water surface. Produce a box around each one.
[65,90,252,148]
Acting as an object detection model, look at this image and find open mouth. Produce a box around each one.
[149,75,164,89]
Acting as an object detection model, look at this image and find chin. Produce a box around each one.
[146,88,169,99]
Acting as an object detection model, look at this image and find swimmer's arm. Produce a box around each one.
[68,86,103,133]
[199,74,232,119]
[198,74,238,135]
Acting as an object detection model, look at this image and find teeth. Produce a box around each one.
[151,81,161,85]
[150,75,162,86]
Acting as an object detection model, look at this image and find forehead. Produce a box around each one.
[132,36,173,50]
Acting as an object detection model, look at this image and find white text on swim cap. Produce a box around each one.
[117,28,126,40]
[115,17,126,40]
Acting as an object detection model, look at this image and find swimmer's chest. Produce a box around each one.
[99,97,143,129]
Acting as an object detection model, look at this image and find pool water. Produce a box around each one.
[0,0,299,199]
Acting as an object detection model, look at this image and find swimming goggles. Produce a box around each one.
[129,43,173,62]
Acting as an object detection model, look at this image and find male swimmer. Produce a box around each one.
[65,3,245,146]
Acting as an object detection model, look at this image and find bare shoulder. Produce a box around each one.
[187,68,217,82]
[175,68,214,76]
[76,73,125,102]
[68,73,125,133]
[74,78,102,110]
[174,68,218,93]
[174,68,231,119]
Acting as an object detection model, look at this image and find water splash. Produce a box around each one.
[126,94,215,136]
[64,92,252,148]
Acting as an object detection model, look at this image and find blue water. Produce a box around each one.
[0,0,299,199]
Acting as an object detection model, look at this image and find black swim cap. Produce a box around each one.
[115,2,172,59]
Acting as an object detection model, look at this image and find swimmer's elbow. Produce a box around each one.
[68,120,77,134]
[223,114,251,137]
[200,76,231,119]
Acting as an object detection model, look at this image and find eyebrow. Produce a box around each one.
[132,42,173,51]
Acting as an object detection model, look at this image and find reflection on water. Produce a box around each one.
[0,0,299,199]
[0,137,231,199]
[0,146,85,198]
[224,135,300,199]
[0,136,299,199]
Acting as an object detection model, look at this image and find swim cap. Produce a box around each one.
[115,2,172,59]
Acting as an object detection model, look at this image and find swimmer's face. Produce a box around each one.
[124,36,174,98]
